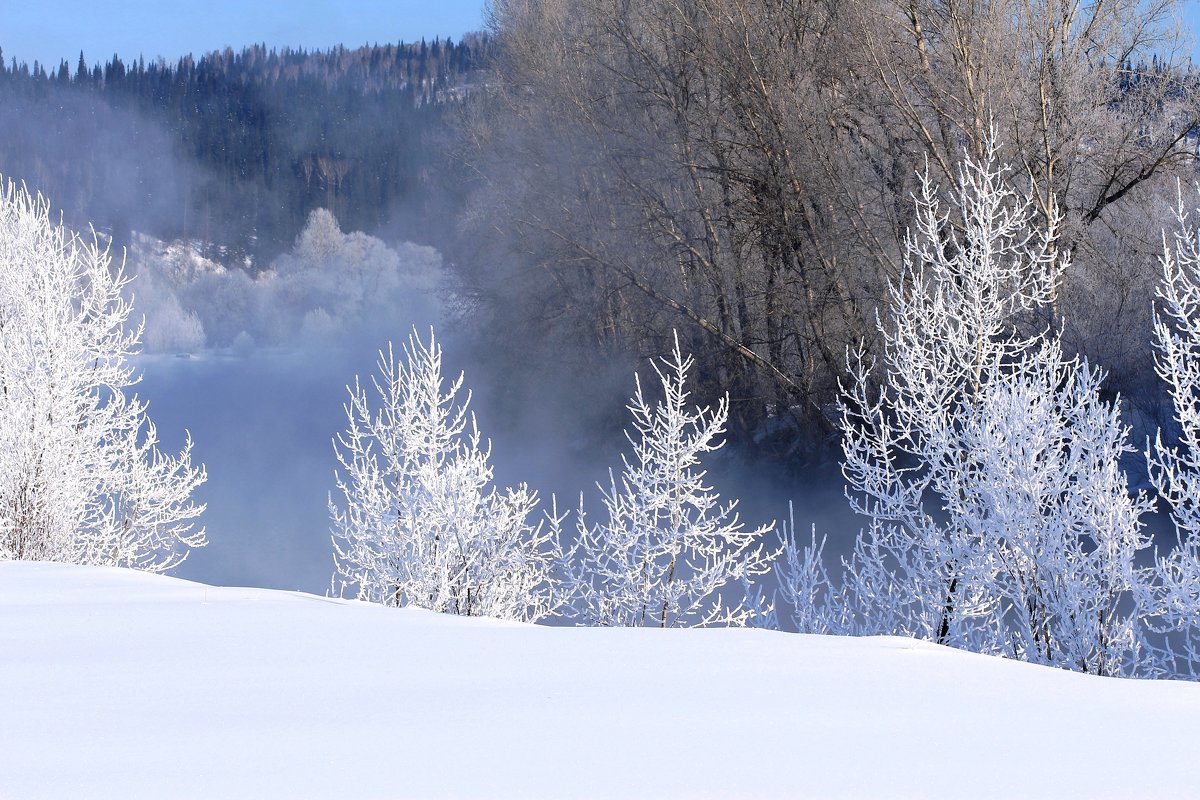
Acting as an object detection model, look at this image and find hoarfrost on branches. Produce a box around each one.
[330,328,563,622]
[795,142,1153,674]
[563,334,776,627]
[0,180,206,572]
[1146,186,1200,674]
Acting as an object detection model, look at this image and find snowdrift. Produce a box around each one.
[1,561,1198,799]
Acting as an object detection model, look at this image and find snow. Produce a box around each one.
[2,562,1199,799]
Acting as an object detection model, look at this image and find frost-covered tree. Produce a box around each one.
[563,335,775,627]
[1146,187,1200,675]
[828,145,1152,674]
[0,180,206,572]
[771,507,845,635]
[130,207,442,351]
[268,208,441,343]
[330,328,562,622]
[137,278,205,354]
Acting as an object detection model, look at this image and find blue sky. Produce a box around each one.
[1181,0,1200,61]
[0,0,486,69]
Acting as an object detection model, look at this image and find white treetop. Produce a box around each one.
[564,334,775,627]
[828,143,1152,674]
[1146,187,1200,672]
[0,180,206,572]
[330,328,562,622]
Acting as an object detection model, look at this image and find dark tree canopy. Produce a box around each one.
[0,36,491,263]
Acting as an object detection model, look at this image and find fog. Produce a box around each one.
[136,351,356,590]
[0,42,856,596]
[128,210,441,591]
[123,207,854,594]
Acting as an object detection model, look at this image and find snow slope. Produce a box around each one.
[2,562,1198,799]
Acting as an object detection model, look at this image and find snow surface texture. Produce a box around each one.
[2,562,1199,799]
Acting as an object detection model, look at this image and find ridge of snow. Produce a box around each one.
[2,561,1198,799]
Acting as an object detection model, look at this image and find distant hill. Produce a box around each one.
[0,36,490,263]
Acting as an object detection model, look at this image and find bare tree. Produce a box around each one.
[461,0,1196,455]
[467,0,873,450]
[834,0,1197,427]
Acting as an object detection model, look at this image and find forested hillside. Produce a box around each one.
[0,36,489,263]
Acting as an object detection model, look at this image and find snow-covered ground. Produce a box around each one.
[2,562,1198,799]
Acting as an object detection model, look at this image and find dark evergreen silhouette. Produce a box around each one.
[0,36,490,263]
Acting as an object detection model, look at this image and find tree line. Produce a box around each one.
[3,3,1198,465]
[331,147,1200,678]
[4,2,1195,467]
[454,0,1200,461]
[0,36,490,263]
